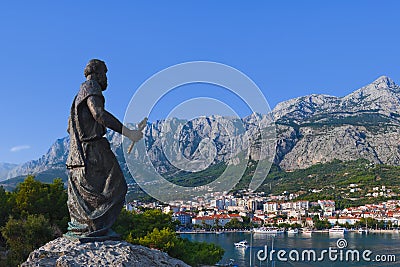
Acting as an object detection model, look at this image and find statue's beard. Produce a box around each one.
[99,80,108,90]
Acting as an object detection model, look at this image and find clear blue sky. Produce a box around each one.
[1,1,399,164]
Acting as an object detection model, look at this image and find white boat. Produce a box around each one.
[329,226,346,235]
[253,227,284,234]
[287,228,299,234]
[358,220,369,234]
[234,240,248,248]
[357,227,369,234]
[302,228,313,235]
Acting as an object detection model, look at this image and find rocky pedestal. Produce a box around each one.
[21,237,190,267]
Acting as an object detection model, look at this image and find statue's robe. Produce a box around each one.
[65,80,127,240]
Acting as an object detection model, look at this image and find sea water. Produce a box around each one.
[181,231,400,266]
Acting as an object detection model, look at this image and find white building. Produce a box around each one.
[263,202,279,213]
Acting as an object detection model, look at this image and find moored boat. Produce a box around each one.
[329,225,346,235]
[234,240,248,248]
[287,228,299,234]
[357,227,369,234]
[253,227,284,234]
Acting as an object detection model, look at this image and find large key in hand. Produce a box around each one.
[127,117,148,154]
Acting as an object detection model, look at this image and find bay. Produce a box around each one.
[180,232,400,266]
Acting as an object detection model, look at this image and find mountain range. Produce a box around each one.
[0,163,18,182]
[1,75,400,188]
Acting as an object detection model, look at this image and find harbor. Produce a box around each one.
[181,230,400,266]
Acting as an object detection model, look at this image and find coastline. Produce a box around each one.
[177,230,251,234]
[178,229,400,234]
[367,229,400,234]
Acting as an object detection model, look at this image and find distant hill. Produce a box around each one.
[1,168,68,191]
[0,163,18,182]
[259,158,400,209]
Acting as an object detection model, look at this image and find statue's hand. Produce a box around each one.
[127,129,143,142]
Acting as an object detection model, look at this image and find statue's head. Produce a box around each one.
[84,59,108,90]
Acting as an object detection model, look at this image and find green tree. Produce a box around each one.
[0,176,68,265]
[114,209,178,240]
[47,178,69,233]
[13,176,68,233]
[114,209,224,266]
[313,216,331,230]
[224,218,244,229]
[135,228,224,267]
[0,186,12,254]
[175,238,224,267]
[214,218,220,230]
[135,228,177,250]
[14,176,46,216]
[309,205,321,213]
[113,208,137,239]
[0,187,11,227]
[241,216,251,225]
[1,214,53,266]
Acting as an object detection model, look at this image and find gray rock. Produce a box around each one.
[272,76,400,169]
[21,237,190,267]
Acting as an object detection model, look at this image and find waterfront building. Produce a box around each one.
[173,212,192,227]
[327,216,360,225]
[305,217,314,227]
[192,214,242,227]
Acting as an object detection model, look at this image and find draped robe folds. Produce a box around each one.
[65,80,127,241]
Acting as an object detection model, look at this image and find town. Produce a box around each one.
[125,188,400,232]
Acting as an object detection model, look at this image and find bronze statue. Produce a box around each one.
[65,59,143,242]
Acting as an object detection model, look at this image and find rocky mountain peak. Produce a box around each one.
[347,75,398,99]
[340,76,400,115]
[370,75,396,90]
